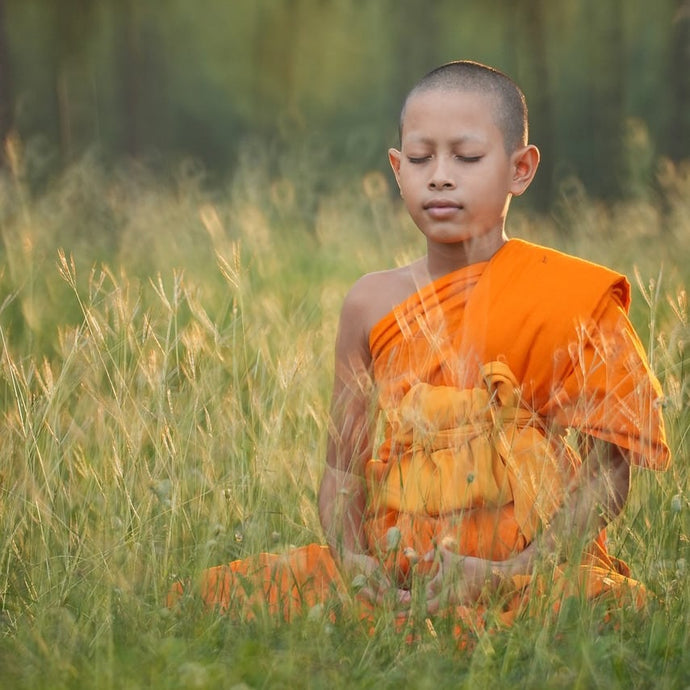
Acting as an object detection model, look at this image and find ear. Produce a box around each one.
[509,144,540,196]
[388,148,402,189]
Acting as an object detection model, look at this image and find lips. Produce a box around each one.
[424,199,463,219]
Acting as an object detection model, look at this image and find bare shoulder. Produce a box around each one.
[332,261,423,402]
[340,260,423,342]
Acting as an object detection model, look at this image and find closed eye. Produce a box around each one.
[458,155,482,163]
[407,156,430,164]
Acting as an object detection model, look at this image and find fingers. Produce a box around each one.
[422,549,480,610]
[348,547,504,617]
[351,565,412,611]
[344,552,380,577]
[357,584,412,611]
[397,588,412,608]
[425,593,441,616]
[425,567,444,598]
[357,585,382,606]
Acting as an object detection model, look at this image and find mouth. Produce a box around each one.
[423,199,463,219]
[423,198,463,209]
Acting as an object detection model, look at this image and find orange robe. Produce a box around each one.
[168,239,669,627]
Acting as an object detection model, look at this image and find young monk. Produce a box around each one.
[169,60,670,630]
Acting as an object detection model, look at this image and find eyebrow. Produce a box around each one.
[403,134,485,146]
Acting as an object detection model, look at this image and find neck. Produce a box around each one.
[425,231,508,280]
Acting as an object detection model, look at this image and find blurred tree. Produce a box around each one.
[48,0,99,161]
[584,0,626,198]
[0,0,13,149]
[251,0,302,135]
[2,0,687,203]
[118,0,143,157]
[668,0,690,160]
[106,0,171,161]
[514,0,555,209]
[391,0,441,128]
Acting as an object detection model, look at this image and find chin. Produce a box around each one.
[430,231,475,244]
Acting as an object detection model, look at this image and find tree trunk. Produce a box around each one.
[120,0,142,157]
[518,0,554,210]
[668,0,690,160]
[391,0,440,131]
[0,0,13,150]
[579,0,626,198]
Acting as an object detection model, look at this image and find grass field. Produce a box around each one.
[1,140,689,689]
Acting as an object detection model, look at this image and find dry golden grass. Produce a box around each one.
[0,143,689,688]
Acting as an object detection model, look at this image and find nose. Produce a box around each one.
[428,157,455,189]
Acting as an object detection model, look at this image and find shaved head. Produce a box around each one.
[400,60,529,153]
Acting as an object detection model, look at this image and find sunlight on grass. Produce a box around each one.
[0,142,689,688]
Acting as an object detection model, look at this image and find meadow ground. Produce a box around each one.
[0,141,689,689]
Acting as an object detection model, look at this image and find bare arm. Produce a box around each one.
[317,365,372,559]
[318,285,375,562]
[317,284,411,607]
[502,439,630,575]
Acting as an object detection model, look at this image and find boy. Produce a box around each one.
[170,60,669,627]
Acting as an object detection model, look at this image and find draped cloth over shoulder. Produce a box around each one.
[365,239,668,582]
[168,239,670,630]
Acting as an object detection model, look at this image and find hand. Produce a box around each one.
[340,551,411,611]
[423,547,502,615]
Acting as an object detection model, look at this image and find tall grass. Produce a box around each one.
[0,139,689,688]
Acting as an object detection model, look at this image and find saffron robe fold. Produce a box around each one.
[168,239,670,625]
[364,238,669,587]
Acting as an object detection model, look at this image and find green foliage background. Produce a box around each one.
[2,0,689,204]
